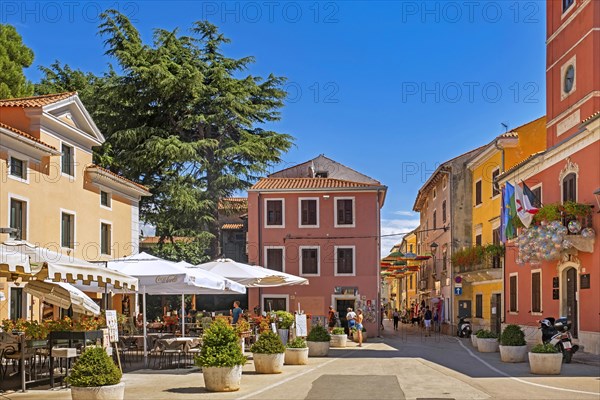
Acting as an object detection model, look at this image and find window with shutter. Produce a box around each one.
[475,180,482,205]
[61,213,75,248]
[475,234,482,247]
[336,199,354,226]
[266,248,284,272]
[9,199,26,240]
[101,223,112,255]
[562,173,576,202]
[62,144,74,176]
[475,294,483,318]
[509,275,518,312]
[301,248,319,275]
[300,199,317,226]
[492,169,500,197]
[532,272,541,313]
[336,247,354,275]
[442,201,447,223]
[266,200,283,226]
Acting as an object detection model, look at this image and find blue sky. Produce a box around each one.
[4,1,547,253]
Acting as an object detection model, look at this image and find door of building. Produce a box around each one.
[565,267,578,338]
[263,297,287,312]
[458,300,471,318]
[336,299,355,334]
[10,287,24,319]
[490,293,502,335]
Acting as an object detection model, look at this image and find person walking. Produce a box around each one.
[328,306,337,333]
[356,309,364,347]
[424,306,433,336]
[231,301,242,325]
[392,308,399,331]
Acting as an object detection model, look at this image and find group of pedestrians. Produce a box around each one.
[327,306,364,347]
[388,303,438,336]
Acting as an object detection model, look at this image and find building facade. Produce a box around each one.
[0,92,150,321]
[246,155,386,333]
[498,0,599,354]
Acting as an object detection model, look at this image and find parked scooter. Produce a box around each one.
[457,316,472,338]
[539,317,579,363]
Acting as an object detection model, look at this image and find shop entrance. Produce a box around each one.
[564,267,578,338]
[490,293,502,335]
[335,298,356,334]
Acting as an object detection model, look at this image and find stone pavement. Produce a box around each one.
[4,320,599,400]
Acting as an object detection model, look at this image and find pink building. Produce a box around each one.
[246,155,387,333]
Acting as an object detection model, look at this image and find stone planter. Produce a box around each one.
[330,334,347,348]
[252,352,284,374]
[284,347,309,365]
[277,329,289,346]
[471,335,478,348]
[202,365,243,392]
[499,345,528,363]
[477,338,499,353]
[71,382,125,400]
[307,341,330,357]
[352,332,367,343]
[529,352,563,375]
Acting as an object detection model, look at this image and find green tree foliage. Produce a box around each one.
[0,24,34,98]
[36,11,293,259]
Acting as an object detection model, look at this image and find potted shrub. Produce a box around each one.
[67,346,124,400]
[476,330,499,353]
[306,325,331,357]
[195,319,247,392]
[499,325,528,363]
[471,329,482,348]
[235,319,252,353]
[330,327,347,348]
[285,337,309,365]
[529,343,562,375]
[350,326,367,343]
[275,311,294,346]
[250,331,285,374]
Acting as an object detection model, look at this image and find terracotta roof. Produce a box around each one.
[222,223,244,230]
[582,111,600,124]
[250,177,381,190]
[497,151,546,180]
[0,92,77,108]
[0,122,58,151]
[140,236,192,244]
[498,131,519,138]
[218,197,248,211]
[86,164,150,192]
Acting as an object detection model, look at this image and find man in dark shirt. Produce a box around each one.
[231,301,243,325]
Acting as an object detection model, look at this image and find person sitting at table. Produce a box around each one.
[136,313,144,329]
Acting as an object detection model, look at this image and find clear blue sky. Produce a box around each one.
[5,1,547,253]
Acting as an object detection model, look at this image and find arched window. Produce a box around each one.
[562,173,576,202]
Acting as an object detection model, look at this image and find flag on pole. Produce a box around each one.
[501,182,517,241]
[522,181,541,208]
[514,182,539,228]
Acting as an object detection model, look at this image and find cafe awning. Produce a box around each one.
[24,280,101,316]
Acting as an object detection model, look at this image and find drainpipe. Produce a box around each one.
[377,189,382,338]
[257,193,262,313]
[495,139,506,327]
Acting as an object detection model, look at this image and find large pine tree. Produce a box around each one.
[0,24,34,98]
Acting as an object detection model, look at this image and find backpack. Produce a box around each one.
[425,310,432,320]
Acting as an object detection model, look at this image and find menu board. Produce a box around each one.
[295,313,307,337]
[105,310,119,343]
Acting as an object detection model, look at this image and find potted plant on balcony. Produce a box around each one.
[275,311,294,346]
[476,329,499,353]
[284,337,309,365]
[306,325,331,357]
[195,319,247,392]
[250,331,286,374]
[68,346,124,400]
[499,324,527,363]
[529,343,562,375]
[330,327,347,348]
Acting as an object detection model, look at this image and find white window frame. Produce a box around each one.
[7,283,29,320]
[491,168,501,199]
[261,294,289,312]
[100,220,113,256]
[560,55,576,100]
[559,163,578,204]
[531,268,543,316]
[298,197,319,228]
[7,151,29,184]
[474,178,483,207]
[60,141,76,179]
[299,245,320,277]
[100,190,112,210]
[264,198,285,228]
[334,245,355,276]
[334,196,355,228]
[529,183,543,206]
[60,208,77,251]
[7,193,30,241]
[509,272,519,314]
[264,246,286,273]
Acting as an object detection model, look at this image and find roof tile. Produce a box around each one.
[251,177,379,190]
[0,122,58,151]
[86,164,150,192]
[0,92,77,108]
[222,223,244,230]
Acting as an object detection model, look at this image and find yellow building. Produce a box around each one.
[381,229,420,313]
[0,92,150,321]
[461,117,546,333]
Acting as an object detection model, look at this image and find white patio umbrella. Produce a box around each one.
[194,258,309,287]
[24,280,101,316]
[0,245,36,279]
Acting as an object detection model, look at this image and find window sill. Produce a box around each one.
[509,311,519,315]
[334,224,356,228]
[8,175,29,184]
[265,225,285,229]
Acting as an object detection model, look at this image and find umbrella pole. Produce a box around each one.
[181,294,185,336]
[143,287,147,368]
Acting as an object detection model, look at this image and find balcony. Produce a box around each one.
[452,245,503,282]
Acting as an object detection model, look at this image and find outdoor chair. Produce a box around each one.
[157,340,185,370]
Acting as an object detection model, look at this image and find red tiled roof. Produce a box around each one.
[497,151,546,180]
[86,164,150,192]
[0,122,58,151]
[251,177,380,190]
[0,92,77,108]
[218,197,248,211]
[140,236,192,244]
[222,223,244,230]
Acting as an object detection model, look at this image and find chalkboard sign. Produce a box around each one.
[295,313,307,337]
[581,274,591,289]
[105,310,119,343]
[552,289,559,300]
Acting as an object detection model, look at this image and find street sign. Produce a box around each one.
[454,287,463,296]
[455,283,462,288]
[455,276,462,283]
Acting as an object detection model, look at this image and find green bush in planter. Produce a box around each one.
[195,319,247,368]
[306,325,331,342]
[67,347,121,387]
[476,329,498,339]
[331,327,345,335]
[286,338,307,348]
[275,311,294,330]
[500,324,526,346]
[250,331,285,354]
[531,343,559,353]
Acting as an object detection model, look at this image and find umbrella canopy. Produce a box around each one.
[24,281,100,316]
[175,261,246,294]
[194,258,309,287]
[0,245,37,279]
[1,241,138,290]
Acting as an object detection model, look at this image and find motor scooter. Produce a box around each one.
[457,316,472,338]
[539,317,579,363]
